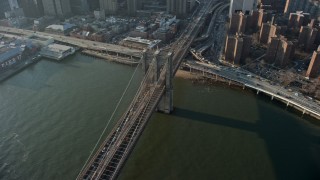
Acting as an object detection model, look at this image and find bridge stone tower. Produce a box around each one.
[158,52,173,113]
[152,50,160,83]
[141,49,148,74]
[143,50,174,114]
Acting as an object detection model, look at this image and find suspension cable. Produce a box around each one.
[77,59,142,179]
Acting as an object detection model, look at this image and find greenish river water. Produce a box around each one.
[0,54,319,180]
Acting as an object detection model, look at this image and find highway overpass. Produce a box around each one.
[0,26,142,58]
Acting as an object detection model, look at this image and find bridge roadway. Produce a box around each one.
[0,26,142,58]
[193,3,229,59]
[194,2,225,42]
[183,61,320,119]
[77,0,218,179]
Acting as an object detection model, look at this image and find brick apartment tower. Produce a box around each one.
[284,0,319,19]
[257,9,273,28]
[241,35,252,63]
[42,0,71,17]
[265,37,294,67]
[100,0,118,14]
[306,50,320,78]
[259,22,271,44]
[268,24,281,43]
[229,12,247,35]
[298,26,318,51]
[288,12,310,29]
[225,34,252,65]
[274,39,293,67]
[250,10,260,30]
[260,0,286,12]
[265,37,281,63]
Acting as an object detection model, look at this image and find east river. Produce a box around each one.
[0,54,319,180]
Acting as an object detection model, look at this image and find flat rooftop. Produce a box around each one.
[0,46,10,54]
[0,46,21,63]
[46,44,72,52]
[123,37,161,45]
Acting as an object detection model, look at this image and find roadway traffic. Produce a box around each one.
[78,0,219,179]
[184,60,320,117]
[0,26,142,58]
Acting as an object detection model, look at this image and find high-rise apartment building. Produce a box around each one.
[241,35,252,62]
[87,0,100,11]
[43,0,71,17]
[306,50,320,78]
[167,0,195,17]
[259,22,271,44]
[250,10,260,30]
[127,0,142,15]
[229,12,247,35]
[17,0,44,18]
[284,0,320,20]
[265,37,294,67]
[260,0,286,12]
[225,34,252,64]
[100,0,118,14]
[8,0,19,10]
[257,9,273,28]
[274,39,293,67]
[265,37,281,63]
[268,24,281,43]
[225,35,243,64]
[288,11,310,28]
[229,0,258,17]
[0,1,12,18]
[70,0,89,14]
[298,26,318,51]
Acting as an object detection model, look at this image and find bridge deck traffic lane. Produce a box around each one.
[78,0,220,179]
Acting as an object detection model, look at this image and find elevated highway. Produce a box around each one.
[0,26,142,58]
[183,61,320,119]
[194,2,228,42]
[192,3,229,61]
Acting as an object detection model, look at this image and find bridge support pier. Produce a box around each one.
[158,52,174,114]
[256,90,260,95]
[287,101,290,106]
[271,95,274,100]
[242,85,245,90]
[141,49,148,74]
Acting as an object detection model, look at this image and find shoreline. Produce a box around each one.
[0,58,39,83]
[175,69,202,80]
[175,69,320,123]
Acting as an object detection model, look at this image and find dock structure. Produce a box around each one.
[81,50,140,66]
[40,43,75,61]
